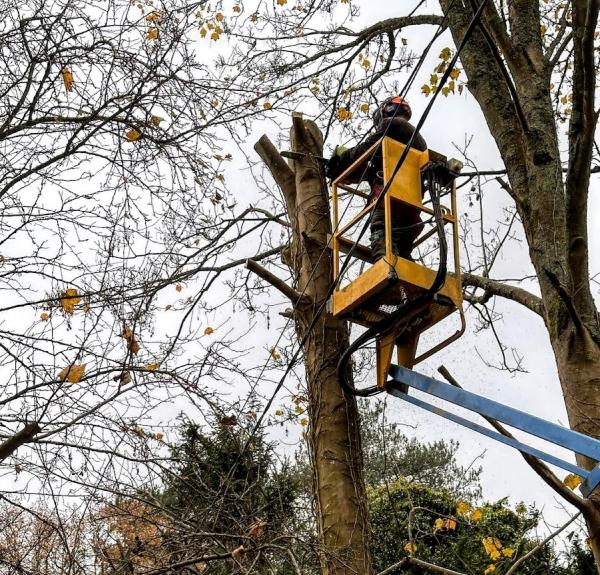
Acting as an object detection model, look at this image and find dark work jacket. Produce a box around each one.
[330,116,427,187]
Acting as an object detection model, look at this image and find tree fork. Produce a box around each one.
[255,114,372,575]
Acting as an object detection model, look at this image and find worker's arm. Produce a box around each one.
[325,131,383,183]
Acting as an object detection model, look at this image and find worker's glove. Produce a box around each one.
[325,145,348,180]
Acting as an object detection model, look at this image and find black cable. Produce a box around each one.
[337,167,448,396]
[227,0,491,476]
[336,0,491,396]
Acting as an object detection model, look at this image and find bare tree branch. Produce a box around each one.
[462,273,544,317]
[246,258,310,304]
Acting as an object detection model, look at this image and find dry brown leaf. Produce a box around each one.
[248,517,266,539]
[126,128,142,141]
[60,288,81,315]
[219,415,237,427]
[58,363,86,384]
[40,312,49,321]
[231,546,246,560]
[62,69,74,92]
[121,324,140,355]
[150,115,163,127]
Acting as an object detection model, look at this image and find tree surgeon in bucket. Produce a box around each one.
[326,96,427,261]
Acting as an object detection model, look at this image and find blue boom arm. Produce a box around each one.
[387,364,600,497]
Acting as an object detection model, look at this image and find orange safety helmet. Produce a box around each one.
[373,95,412,124]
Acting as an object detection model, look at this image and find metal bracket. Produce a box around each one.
[387,364,600,498]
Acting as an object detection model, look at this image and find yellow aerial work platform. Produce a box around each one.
[330,137,465,390]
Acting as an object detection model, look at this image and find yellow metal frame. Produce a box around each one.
[330,137,465,388]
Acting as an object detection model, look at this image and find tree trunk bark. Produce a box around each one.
[439,1,600,569]
[255,114,372,575]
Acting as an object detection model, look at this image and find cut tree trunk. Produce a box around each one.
[255,114,372,575]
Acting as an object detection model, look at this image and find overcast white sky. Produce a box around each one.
[231,0,600,537]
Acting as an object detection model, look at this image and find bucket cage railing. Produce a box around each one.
[329,137,465,388]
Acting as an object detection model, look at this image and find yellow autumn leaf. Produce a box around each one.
[210,30,221,41]
[430,73,438,85]
[146,11,160,22]
[359,103,370,113]
[482,537,503,561]
[336,107,353,122]
[200,27,207,37]
[155,432,164,441]
[341,0,349,3]
[456,501,471,516]
[126,128,142,141]
[58,363,86,384]
[175,283,183,292]
[299,417,308,426]
[231,546,246,560]
[204,326,214,335]
[434,518,444,531]
[294,405,305,415]
[563,473,582,490]
[147,27,159,40]
[470,508,483,522]
[150,115,163,127]
[439,47,452,61]
[502,548,514,558]
[195,564,207,573]
[421,84,431,97]
[484,565,495,574]
[60,288,81,315]
[361,58,371,69]
[276,0,287,5]
[40,312,50,321]
[249,13,258,22]
[275,409,283,416]
[404,541,417,555]
[450,68,461,80]
[62,69,74,92]
[271,348,281,361]
[215,12,224,21]
[233,4,241,12]
[145,363,160,371]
